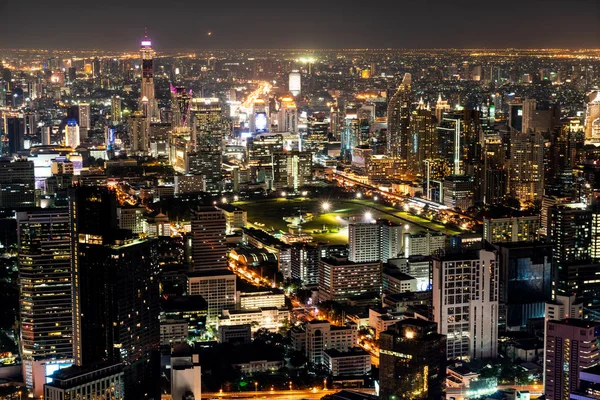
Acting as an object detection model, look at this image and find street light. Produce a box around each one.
[356,193,362,199]
[322,202,331,212]
[364,212,373,222]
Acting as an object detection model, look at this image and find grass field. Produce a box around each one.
[234,197,460,245]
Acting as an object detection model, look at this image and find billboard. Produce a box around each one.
[255,112,268,132]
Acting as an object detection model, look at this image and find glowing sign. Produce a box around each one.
[141,40,152,46]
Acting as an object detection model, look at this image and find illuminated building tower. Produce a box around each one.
[329,101,340,140]
[130,111,149,154]
[139,30,158,121]
[191,97,224,151]
[348,222,380,263]
[271,150,312,190]
[318,257,381,302]
[0,158,35,209]
[170,84,192,129]
[69,187,160,400]
[305,112,329,154]
[78,102,90,132]
[437,109,482,177]
[408,100,436,176]
[4,115,25,155]
[508,130,545,206]
[544,319,600,400]
[111,95,122,124]
[290,243,327,287]
[289,70,301,96]
[64,120,80,148]
[482,134,507,205]
[190,206,228,271]
[584,91,600,140]
[386,73,411,160]
[17,209,73,398]
[432,249,498,360]
[251,99,268,133]
[275,97,298,133]
[434,94,450,123]
[379,319,446,400]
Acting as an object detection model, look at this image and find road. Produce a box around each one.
[201,388,377,399]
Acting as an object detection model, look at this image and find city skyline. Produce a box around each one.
[0,0,599,50]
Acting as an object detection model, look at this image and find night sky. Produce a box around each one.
[0,0,599,50]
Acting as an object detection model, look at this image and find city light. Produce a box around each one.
[364,212,373,222]
[322,202,331,211]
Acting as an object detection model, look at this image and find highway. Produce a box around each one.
[201,388,377,399]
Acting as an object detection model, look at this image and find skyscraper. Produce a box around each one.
[18,209,73,398]
[348,222,380,263]
[78,102,91,132]
[140,30,158,121]
[190,206,228,271]
[111,95,122,124]
[544,319,600,400]
[69,187,160,399]
[432,249,498,360]
[5,115,25,155]
[386,73,411,161]
[130,111,149,153]
[170,85,192,129]
[0,158,35,209]
[379,319,446,400]
[289,70,301,96]
[64,120,80,148]
[408,101,436,175]
[584,91,600,141]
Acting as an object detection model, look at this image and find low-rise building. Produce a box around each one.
[232,360,284,375]
[382,268,417,294]
[44,363,124,400]
[238,290,286,310]
[160,319,188,346]
[323,348,371,377]
[292,321,358,365]
[218,307,289,332]
[217,204,247,234]
[318,257,381,302]
[218,324,252,344]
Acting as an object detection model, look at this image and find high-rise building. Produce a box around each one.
[318,257,381,302]
[18,209,73,397]
[379,319,446,400]
[402,231,446,258]
[271,150,312,190]
[289,70,301,96]
[191,97,225,151]
[408,102,436,176]
[139,31,158,121]
[0,158,35,209]
[5,115,25,155]
[64,120,80,148]
[292,321,358,365]
[494,242,552,331]
[509,130,546,205]
[190,206,228,270]
[483,216,541,243]
[432,249,498,360]
[443,175,474,211]
[78,102,91,132]
[584,91,600,141]
[387,73,411,161]
[69,187,160,399]
[130,111,149,154]
[348,222,380,263]
[291,242,326,287]
[170,85,192,129]
[544,319,600,400]
[111,95,122,124]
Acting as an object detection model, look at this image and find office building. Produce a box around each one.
[187,151,222,192]
[0,158,35,209]
[5,115,25,155]
[117,206,146,235]
[190,206,228,270]
[186,269,236,320]
[64,120,80,148]
[171,85,192,129]
[271,150,312,190]
[403,231,446,257]
[495,242,552,330]
[407,103,436,175]
[318,257,381,302]
[323,348,371,377]
[191,97,224,151]
[69,187,160,400]
[111,95,122,123]
[509,130,546,206]
[432,249,499,359]
[289,70,301,96]
[379,319,446,400]
[18,209,73,397]
[483,216,541,243]
[443,175,475,211]
[219,307,290,332]
[292,321,358,365]
[348,222,380,263]
[78,102,90,132]
[44,363,125,400]
[130,111,149,154]
[387,73,411,161]
[291,242,326,287]
[238,290,285,310]
[544,319,600,400]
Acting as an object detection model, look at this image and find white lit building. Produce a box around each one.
[432,249,499,360]
[289,71,301,96]
[218,307,289,332]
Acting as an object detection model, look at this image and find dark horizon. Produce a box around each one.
[0,0,599,51]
